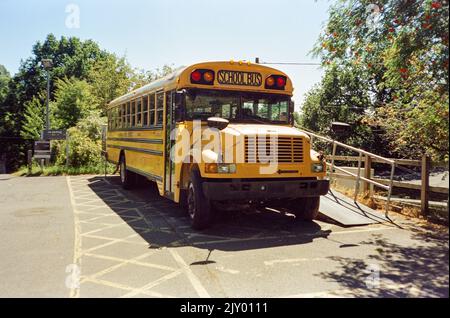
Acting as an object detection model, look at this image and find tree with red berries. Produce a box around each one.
[302,0,449,160]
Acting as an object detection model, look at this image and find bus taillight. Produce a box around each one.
[190,69,215,85]
[266,76,275,87]
[276,76,286,88]
[191,70,202,82]
[265,75,287,90]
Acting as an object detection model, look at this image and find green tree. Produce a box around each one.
[131,64,176,90]
[0,64,10,105]
[0,34,110,170]
[300,66,381,153]
[20,93,46,140]
[88,55,135,110]
[51,77,99,129]
[54,110,106,168]
[306,0,449,160]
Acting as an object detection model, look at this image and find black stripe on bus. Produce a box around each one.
[108,126,163,132]
[108,137,163,144]
[126,166,163,182]
[107,144,163,156]
[107,158,163,182]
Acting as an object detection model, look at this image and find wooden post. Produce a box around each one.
[65,131,70,169]
[420,155,430,217]
[363,155,372,195]
[27,150,33,175]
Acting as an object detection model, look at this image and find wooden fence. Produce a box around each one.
[328,154,449,217]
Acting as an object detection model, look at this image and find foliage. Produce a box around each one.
[20,93,46,140]
[88,55,135,110]
[299,65,384,154]
[13,162,115,177]
[53,110,106,168]
[0,64,10,104]
[1,33,178,172]
[132,64,176,90]
[53,127,102,168]
[75,110,107,140]
[51,77,99,129]
[303,0,449,160]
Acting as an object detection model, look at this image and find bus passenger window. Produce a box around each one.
[131,100,136,127]
[126,102,131,127]
[112,108,116,129]
[142,95,149,126]
[156,92,164,126]
[136,98,142,127]
[117,107,121,129]
[120,104,125,128]
[149,93,155,126]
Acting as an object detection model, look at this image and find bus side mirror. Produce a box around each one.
[207,117,229,130]
[289,100,295,126]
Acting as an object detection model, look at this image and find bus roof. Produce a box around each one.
[108,61,293,108]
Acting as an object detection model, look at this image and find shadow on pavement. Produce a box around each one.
[87,176,331,252]
[315,226,449,297]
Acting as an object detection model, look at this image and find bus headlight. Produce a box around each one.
[205,163,236,174]
[311,163,324,173]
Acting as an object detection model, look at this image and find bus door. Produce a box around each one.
[164,90,176,198]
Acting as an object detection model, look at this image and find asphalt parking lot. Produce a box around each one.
[0,174,448,297]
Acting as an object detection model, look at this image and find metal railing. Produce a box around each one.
[304,130,396,217]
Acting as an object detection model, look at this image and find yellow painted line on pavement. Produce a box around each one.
[168,248,211,298]
[264,257,328,266]
[66,176,81,298]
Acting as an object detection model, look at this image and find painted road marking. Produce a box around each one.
[66,176,82,298]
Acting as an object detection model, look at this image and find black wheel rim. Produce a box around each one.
[187,183,196,220]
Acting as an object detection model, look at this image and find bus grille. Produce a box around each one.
[244,136,304,163]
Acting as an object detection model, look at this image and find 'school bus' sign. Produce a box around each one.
[217,70,262,87]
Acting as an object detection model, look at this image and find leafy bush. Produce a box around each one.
[53,111,106,168]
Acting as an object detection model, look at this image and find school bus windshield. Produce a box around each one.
[185,89,290,124]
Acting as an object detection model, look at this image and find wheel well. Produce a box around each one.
[180,159,198,190]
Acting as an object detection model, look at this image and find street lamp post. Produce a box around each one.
[41,59,53,134]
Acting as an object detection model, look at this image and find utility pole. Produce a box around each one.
[41,59,53,166]
[41,59,53,133]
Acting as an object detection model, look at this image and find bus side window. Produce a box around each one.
[131,100,136,127]
[149,93,156,126]
[120,104,124,128]
[156,92,164,126]
[114,107,118,129]
[142,95,149,126]
[111,107,117,129]
[136,98,142,127]
[126,102,131,127]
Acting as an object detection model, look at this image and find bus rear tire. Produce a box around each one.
[187,170,213,230]
[119,155,136,190]
[291,197,320,221]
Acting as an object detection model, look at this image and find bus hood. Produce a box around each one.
[223,124,310,138]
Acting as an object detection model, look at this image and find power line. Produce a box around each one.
[254,57,321,66]
[260,62,321,66]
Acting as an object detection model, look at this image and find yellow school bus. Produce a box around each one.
[106,61,329,229]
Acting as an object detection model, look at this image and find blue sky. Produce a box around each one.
[0,0,331,108]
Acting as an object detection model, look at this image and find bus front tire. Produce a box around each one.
[187,170,213,230]
[291,197,320,221]
[119,155,136,190]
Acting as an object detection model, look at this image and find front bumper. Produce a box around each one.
[202,179,330,201]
